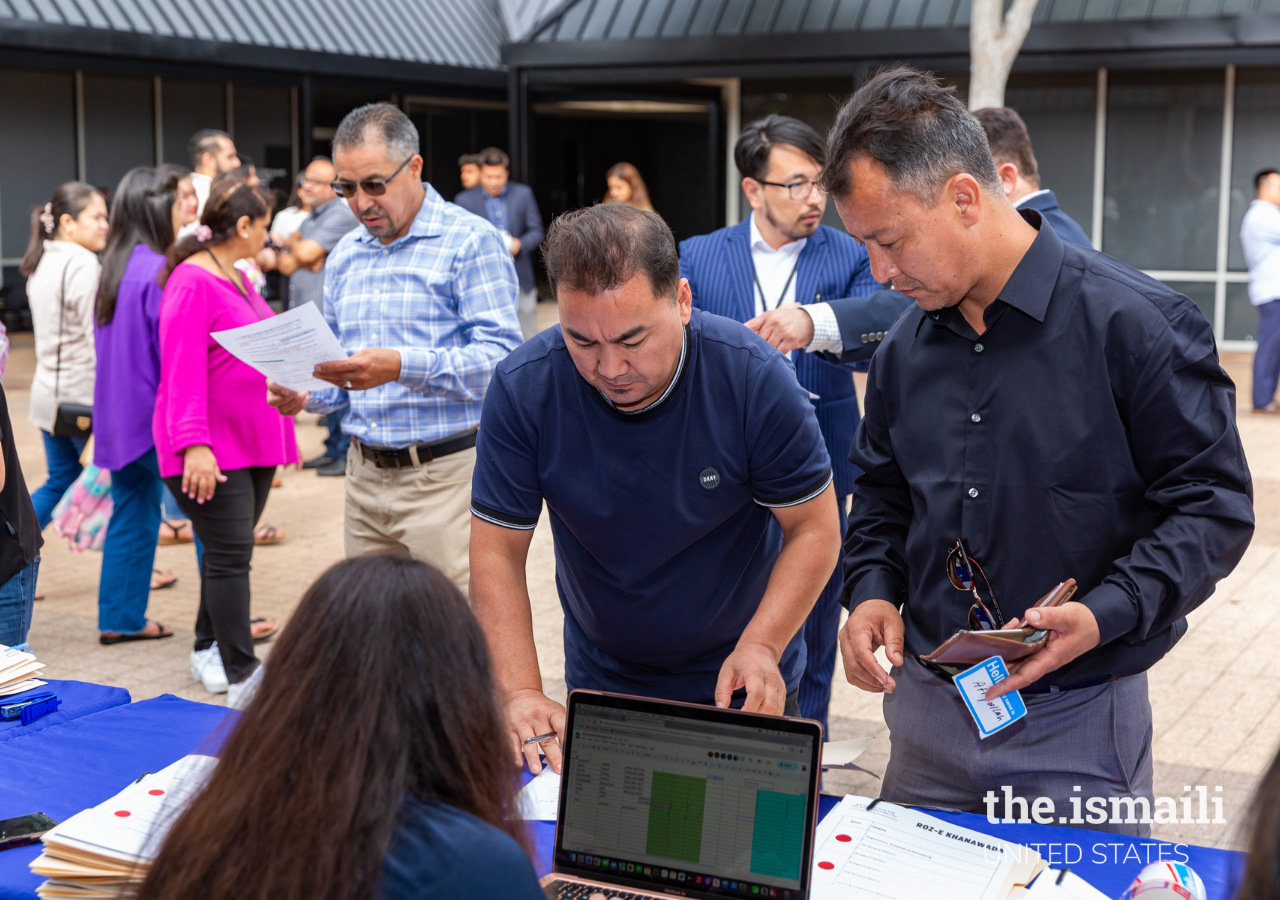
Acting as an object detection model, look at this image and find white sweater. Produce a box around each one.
[27,241,99,433]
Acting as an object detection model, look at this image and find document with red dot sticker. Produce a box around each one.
[809,795,1044,900]
[37,755,218,865]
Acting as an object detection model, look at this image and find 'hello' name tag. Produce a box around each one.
[953,656,1026,739]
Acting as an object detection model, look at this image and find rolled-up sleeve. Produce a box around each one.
[1081,305,1254,646]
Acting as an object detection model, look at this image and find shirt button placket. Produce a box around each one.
[964,338,990,549]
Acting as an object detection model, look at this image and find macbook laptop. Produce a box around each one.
[540,690,823,900]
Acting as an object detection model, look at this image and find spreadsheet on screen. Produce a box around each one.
[562,705,814,890]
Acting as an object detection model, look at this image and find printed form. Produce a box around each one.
[212,302,348,392]
[811,796,1043,900]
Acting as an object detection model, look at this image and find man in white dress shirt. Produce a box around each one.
[187,129,241,219]
[1242,167,1280,414]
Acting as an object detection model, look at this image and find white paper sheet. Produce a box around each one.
[211,302,348,392]
[821,738,874,770]
[46,755,218,862]
[811,795,1042,900]
[516,768,561,821]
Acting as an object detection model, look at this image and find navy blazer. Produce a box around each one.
[823,290,916,365]
[453,182,545,291]
[679,219,880,498]
[1018,190,1091,248]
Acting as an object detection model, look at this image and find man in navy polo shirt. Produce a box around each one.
[470,204,842,775]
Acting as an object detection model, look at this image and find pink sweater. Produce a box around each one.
[153,264,300,478]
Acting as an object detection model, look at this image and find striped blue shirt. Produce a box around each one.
[307,184,522,448]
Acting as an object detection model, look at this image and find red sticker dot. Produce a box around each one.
[836,834,852,842]
[148,789,165,796]
[818,862,835,870]
[114,810,131,817]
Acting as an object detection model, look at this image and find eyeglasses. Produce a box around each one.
[947,539,1005,630]
[755,178,825,202]
[330,156,413,198]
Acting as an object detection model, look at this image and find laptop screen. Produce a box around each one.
[553,693,821,899]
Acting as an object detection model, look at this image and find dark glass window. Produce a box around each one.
[83,75,154,198]
[1225,281,1257,341]
[234,85,293,195]
[1103,70,1224,272]
[1005,72,1098,244]
[1229,69,1280,272]
[163,80,226,170]
[0,69,75,261]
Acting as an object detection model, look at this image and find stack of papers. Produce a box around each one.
[821,738,877,776]
[1019,869,1110,899]
[812,795,1045,900]
[30,755,217,899]
[0,643,46,696]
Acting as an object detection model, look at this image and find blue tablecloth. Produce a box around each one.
[0,680,130,743]
[0,695,1246,900]
[524,775,1245,900]
[0,694,234,900]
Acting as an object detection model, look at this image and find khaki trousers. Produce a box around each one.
[343,440,475,592]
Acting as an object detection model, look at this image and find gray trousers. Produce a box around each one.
[882,656,1154,837]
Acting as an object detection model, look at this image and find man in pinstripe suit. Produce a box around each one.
[679,115,907,731]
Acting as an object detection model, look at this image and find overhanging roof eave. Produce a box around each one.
[0,17,509,87]
[501,13,1280,69]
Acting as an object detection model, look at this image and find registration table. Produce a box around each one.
[0,694,1246,900]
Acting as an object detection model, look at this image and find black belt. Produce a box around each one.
[357,429,477,469]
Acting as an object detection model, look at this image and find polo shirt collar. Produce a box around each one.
[995,208,1063,324]
[593,324,690,418]
[355,182,445,246]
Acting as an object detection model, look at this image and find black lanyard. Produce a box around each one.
[205,249,265,321]
[751,255,801,313]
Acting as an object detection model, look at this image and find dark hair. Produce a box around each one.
[162,178,273,284]
[188,128,232,171]
[1257,168,1280,192]
[973,107,1039,185]
[1237,746,1280,899]
[735,115,826,181]
[20,181,104,278]
[478,146,510,169]
[137,556,525,900]
[823,66,1001,205]
[543,203,678,301]
[96,167,178,326]
[285,170,306,210]
[458,152,481,168]
[605,161,652,210]
[333,102,419,160]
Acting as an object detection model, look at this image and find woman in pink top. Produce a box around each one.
[155,179,299,706]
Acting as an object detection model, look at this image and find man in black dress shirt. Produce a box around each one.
[827,67,1254,835]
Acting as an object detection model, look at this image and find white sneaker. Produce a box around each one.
[226,664,264,710]
[189,645,228,694]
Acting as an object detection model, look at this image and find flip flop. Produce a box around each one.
[250,617,278,643]
[99,621,175,645]
[158,520,195,545]
[254,525,286,545]
[151,568,177,591]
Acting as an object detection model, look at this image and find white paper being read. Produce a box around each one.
[212,301,348,393]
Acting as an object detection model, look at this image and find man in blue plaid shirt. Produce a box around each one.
[269,103,522,589]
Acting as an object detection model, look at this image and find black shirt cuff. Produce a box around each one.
[470,501,539,531]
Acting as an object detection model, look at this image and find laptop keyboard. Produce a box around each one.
[544,879,647,899]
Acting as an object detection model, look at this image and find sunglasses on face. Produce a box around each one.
[947,539,1005,630]
[330,156,413,198]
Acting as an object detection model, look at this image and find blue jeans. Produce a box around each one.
[1254,299,1280,409]
[98,449,163,633]
[32,432,88,530]
[324,403,350,459]
[0,558,41,646]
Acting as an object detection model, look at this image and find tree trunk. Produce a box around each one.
[969,0,1040,110]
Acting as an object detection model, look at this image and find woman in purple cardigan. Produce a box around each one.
[92,167,190,645]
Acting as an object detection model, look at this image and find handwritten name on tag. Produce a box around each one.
[953,656,1027,739]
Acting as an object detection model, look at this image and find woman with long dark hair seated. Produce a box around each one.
[136,555,545,900]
